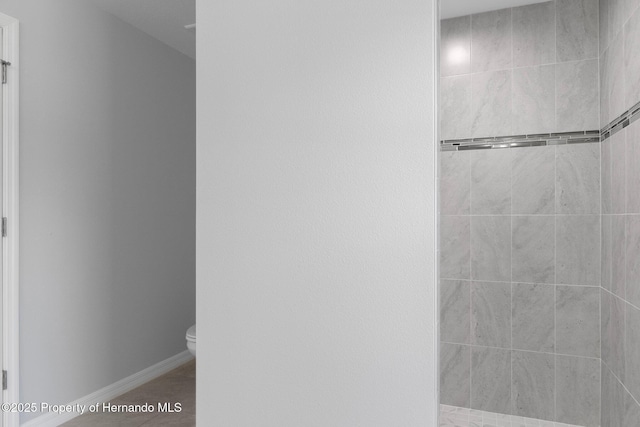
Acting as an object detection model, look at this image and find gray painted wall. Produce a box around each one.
[0,0,196,421]
[196,0,438,425]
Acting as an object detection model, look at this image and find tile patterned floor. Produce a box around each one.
[440,405,587,427]
[61,359,195,426]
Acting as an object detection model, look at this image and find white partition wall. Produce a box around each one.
[196,0,439,425]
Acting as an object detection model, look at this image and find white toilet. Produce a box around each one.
[186,324,196,356]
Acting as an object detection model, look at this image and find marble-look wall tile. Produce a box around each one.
[511,216,555,284]
[600,48,611,127]
[556,285,600,357]
[610,0,627,38]
[626,0,640,23]
[607,32,626,122]
[512,283,555,352]
[513,65,555,135]
[611,131,627,214]
[602,138,612,215]
[556,0,599,62]
[470,148,511,215]
[556,143,600,214]
[470,347,511,414]
[440,343,471,407]
[556,215,600,286]
[610,295,627,381]
[625,303,640,403]
[440,76,472,141]
[627,116,640,213]
[602,289,612,368]
[511,351,554,421]
[440,151,471,215]
[440,280,471,344]
[512,2,556,67]
[611,215,627,298]
[471,216,511,282]
[441,16,472,77]
[625,7,640,110]
[601,363,626,427]
[555,355,600,426]
[471,70,512,138]
[471,281,511,348]
[626,215,640,307]
[471,9,512,72]
[511,146,555,215]
[623,388,640,426]
[440,215,470,280]
[555,59,599,132]
[601,0,611,54]
[602,215,612,292]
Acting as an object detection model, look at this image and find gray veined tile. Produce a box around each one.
[612,215,627,299]
[441,16,471,77]
[601,362,627,427]
[556,143,600,215]
[602,137,612,215]
[625,303,640,403]
[440,343,471,407]
[511,351,554,421]
[470,216,511,283]
[512,216,555,284]
[627,117,640,213]
[556,355,600,426]
[470,149,511,215]
[607,31,626,121]
[601,0,611,54]
[512,146,555,215]
[471,281,511,348]
[602,215,613,292]
[623,387,640,426]
[602,289,612,368]
[625,5,640,111]
[555,59,599,132]
[626,215,640,307]
[512,283,555,352]
[610,0,626,39]
[600,47,611,127]
[440,280,471,344]
[610,294,627,382]
[512,65,555,135]
[556,215,600,286]
[556,285,601,358]
[440,150,471,215]
[512,2,555,67]
[556,0,599,62]
[626,0,640,24]
[470,347,511,414]
[471,70,512,138]
[441,75,472,141]
[471,9,512,72]
[611,130,627,214]
[440,216,470,280]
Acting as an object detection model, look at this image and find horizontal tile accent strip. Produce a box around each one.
[440,131,600,152]
[600,99,640,141]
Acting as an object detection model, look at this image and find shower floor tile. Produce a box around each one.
[439,405,587,427]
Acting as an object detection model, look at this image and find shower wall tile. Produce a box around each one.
[605,31,626,122]
[601,0,611,53]
[556,215,600,286]
[556,143,600,214]
[471,281,511,348]
[556,0,599,62]
[610,295,626,381]
[440,215,470,280]
[441,16,471,77]
[625,6,640,110]
[555,59,599,132]
[601,137,612,215]
[440,76,472,141]
[470,149,511,214]
[471,9,512,72]
[601,364,626,427]
[555,355,601,427]
[511,216,555,284]
[512,2,555,67]
[470,347,511,414]
[511,351,555,421]
[441,343,471,407]
[600,48,611,127]
[626,215,640,307]
[625,302,640,402]
[440,280,471,344]
[471,70,512,138]
[610,130,627,214]
[512,283,555,352]
[602,215,612,291]
[511,146,555,215]
[624,390,640,426]
[610,0,627,37]
[627,114,640,213]
[471,216,511,282]
[513,65,555,135]
[440,151,470,215]
[611,215,626,298]
[556,285,600,357]
[601,289,612,367]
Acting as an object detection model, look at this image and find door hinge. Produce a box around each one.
[2,217,6,237]
[2,370,6,390]
[1,59,10,84]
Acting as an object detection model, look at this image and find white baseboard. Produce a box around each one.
[21,350,194,427]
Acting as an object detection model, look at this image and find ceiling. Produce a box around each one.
[441,0,549,19]
[87,0,196,59]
